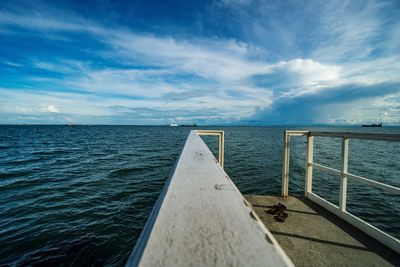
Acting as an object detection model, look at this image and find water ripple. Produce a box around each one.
[0,125,399,266]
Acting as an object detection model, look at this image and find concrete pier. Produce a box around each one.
[245,195,400,267]
[126,131,293,267]
[126,130,399,267]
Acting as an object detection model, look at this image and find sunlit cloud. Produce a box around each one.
[47,105,59,113]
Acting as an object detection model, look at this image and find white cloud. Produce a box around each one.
[340,56,400,85]
[47,105,60,113]
[3,61,22,67]
[0,9,104,34]
[0,87,271,124]
[274,59,341,96]
[0,8,275,82]
[107,34,274,82]
[279,59,340,84]
[312,0,386,62]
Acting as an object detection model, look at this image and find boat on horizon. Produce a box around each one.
[180,123,198,127]
[362,123,382,127]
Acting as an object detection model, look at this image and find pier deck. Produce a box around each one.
[126,130,400,267]
[126,131,293,267]
[245,194,400,267]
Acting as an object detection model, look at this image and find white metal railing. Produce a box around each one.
[196,130,224,168]
[282,130,400,253]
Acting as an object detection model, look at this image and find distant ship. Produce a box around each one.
[169,123,198,127]
[362,123,382,127]
[180,123,198,127]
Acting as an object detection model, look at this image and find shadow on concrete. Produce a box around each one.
[245,194,400,267]
[270,231,370,251]
[295,196,400,265]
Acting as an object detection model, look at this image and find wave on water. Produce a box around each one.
[0,125,399,266]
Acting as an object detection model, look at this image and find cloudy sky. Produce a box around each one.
[0,0,399,125]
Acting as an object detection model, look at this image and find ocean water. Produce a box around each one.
[0,125,399,266]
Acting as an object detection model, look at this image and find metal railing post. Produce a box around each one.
[196,130,224,168]
[219,131,224,169]
[282,131,290,198]
[339,137,349,211]
[305,134,314,196]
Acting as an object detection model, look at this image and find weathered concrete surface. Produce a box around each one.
[245,195,400,267]
[126,132,293,267]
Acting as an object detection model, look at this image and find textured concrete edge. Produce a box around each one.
[124,132,190,267]
[195,135,295,267]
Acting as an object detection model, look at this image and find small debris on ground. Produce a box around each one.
[266,202,288,222]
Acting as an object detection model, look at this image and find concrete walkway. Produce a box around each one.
[244,195,400,267]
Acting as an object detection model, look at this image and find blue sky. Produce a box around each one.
[0,0,399,125]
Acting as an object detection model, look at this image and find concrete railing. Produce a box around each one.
[126,130,293,267]
[282,130,400,253]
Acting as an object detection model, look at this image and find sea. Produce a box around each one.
[0,125,399,266]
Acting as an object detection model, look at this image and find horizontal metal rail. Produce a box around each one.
[196,130,224,168]
[282,130,400,254]
[311,163,400,195]
[310,131,400,141]
[311,162,341,176]
[307,192,400,254]
[284,130,309,136]
[346,172,400,195]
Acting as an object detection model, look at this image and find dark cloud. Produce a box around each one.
[250,81,400,124]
